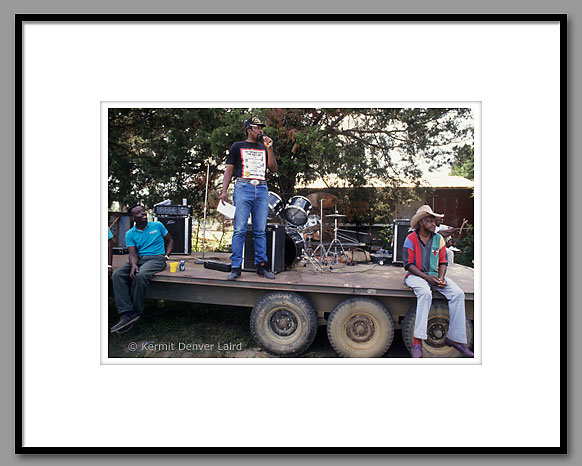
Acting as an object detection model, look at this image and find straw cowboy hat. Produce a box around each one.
[410,205,444,229]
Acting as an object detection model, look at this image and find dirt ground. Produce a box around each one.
[107,296,411,359]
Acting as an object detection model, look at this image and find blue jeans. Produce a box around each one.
[230,181,269,268]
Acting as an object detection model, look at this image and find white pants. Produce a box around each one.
[404,274,467,343]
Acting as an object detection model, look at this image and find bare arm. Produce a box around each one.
[108,238,113,278]
[128,246,139,279]
[263,136,277,172]
[407,264,440,287]
[163,232,174,257]
[219,164,235,203]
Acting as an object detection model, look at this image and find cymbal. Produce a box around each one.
[306,192,338,209]
[325,213,346,218]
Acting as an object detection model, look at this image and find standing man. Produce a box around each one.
[111,205,174,333]
[219,116,278,281]
[403,205,473,358]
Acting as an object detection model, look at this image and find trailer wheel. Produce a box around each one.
[250,292,318,357]
[327,298,394,358]
[401,303,474,358]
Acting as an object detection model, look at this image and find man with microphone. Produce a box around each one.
[219,116,278,280]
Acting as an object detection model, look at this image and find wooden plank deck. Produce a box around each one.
[112,252,474,299]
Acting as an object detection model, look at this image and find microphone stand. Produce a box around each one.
[195,163,210,264]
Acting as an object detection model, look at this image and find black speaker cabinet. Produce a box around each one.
[392,219,411,265]
[157,217,192,255]
[242,224,285,273]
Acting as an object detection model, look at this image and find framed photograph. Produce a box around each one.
[17,15,565,452]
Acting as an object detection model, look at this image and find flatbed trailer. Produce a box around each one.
[111,253,475,358]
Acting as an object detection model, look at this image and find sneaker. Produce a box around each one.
[411,343,423,358]
[445,337,474,357]
[110,312,140,333]
[256,263,275,279]
[227,268,241,281]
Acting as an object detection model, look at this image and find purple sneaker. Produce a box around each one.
[411,343,423,358]
[445,337,474,357]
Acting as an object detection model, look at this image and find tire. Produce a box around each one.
[327,298,394,358]
[401,302,474,358]
[250,292,318,357]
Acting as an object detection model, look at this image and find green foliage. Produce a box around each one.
[455,223,474,267]
[109,107,473,224]
[450,144,474,180]
[378,225,394,250]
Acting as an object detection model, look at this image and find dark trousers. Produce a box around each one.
[112,255,166,315]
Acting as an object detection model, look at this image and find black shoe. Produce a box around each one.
[110,312,140,333]
[227,267,241,281]
[256,263,276,279]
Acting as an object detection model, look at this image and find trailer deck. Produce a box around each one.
[111,252,474,324]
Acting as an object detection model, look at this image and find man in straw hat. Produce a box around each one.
[403,205,473,358]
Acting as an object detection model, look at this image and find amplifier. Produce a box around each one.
[156,216,192,255]
[392,219,411,265]
[154,205,192,217]
[242,224,285,273]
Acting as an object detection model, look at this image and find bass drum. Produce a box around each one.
[267,192,284,220]
[284,230,305,268]
[283,195,312,226]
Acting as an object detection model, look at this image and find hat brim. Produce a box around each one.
[410,211,444,229]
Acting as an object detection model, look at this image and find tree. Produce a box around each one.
[108,107,246,217]
[108,107,473,224]
[449,144,474,180]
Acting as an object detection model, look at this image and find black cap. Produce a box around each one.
[244,116,266,129]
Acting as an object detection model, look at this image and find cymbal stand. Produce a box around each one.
[326,214,347,265]
[311,198,327,265]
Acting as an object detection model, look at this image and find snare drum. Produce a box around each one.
[303,214,321,232]
[267,192,284,219]
[284,230,305,267]
[283,195,312,226]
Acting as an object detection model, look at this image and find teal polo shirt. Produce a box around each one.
[108,227,113,240]
[125,221,168,256]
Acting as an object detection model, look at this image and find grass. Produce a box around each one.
[107,293,411,359]
[107,297,341,358]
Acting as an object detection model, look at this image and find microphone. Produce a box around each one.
[257,133,265,142]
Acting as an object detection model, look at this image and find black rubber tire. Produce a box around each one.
[327,298,394,358]
[401,302,474,358]
[250,292,318,357]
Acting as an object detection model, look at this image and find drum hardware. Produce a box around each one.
[306,192,339,210]
[267,191,284,220]
[311,198,327,266]
[325,211,348,265]
[283,195,313,226]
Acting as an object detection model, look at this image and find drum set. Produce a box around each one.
[267,191,356,269]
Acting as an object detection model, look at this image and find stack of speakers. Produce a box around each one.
[154,204,193,255]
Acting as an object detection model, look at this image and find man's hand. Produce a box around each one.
[435,277,447,288]
[218,192,229,203]
[129,264,139,279]
[263,135,273,149]
[426,275,441,287]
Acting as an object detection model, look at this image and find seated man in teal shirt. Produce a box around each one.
[111,205,174,333]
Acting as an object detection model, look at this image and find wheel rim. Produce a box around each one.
[269,309,299,337]
[345,314,375,343]
[426,317,448,348]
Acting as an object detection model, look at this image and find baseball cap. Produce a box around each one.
[244,116,266,129]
